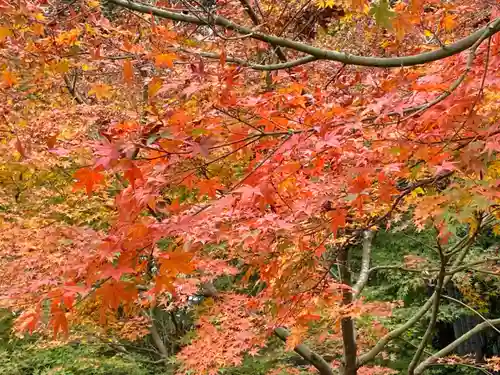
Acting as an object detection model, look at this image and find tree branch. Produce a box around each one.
[238,0,287,62]
[108,0,500,68]
[414,318,500,374]
[274,327,334,375]
[358,216,485,366]
[408,245,447,374]
[353,230,374,298]
[338,247,357,375]
[392,18,494,125]
[442,295,500,335]
[447,256,500,275]
[179,48,316,70]
[63,71,85,104]
[147,309,169,358]
[357,294,434,366]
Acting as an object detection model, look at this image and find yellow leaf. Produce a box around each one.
[88,83,112,100]
[56,29,80,46]
[380,40,391,48]
[34,13,45,21]
[423,29,433,37]
[278,177,296,194]
[85,23,96,36]
[52,59,69,74]
[154,53,176,68]
[410,187,425,198]
[31,23,44,36]
[0,26,12,41]
[148,77,163,98]
[487,161,500,179]
[285,326,307,351]
[88,0,100,7]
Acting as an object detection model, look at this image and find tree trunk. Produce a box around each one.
[338,247,357,375]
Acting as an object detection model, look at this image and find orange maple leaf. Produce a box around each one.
[15,137,26,159]
[123,60,134,84]
[51,306,68,338]
[159,251,195,277]
[329,209,347,238]
[73,167,105,196]
[16,311,40,334]
[122,161,143,189]
[2,70,17,87]
[100,263,135,281]
[97,281,138,311]
[198,178,224,199]
[88,83,112,99]
[442,14,457,32]
[155,53,176,68]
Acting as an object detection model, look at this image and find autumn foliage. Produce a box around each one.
[1,0,500,374]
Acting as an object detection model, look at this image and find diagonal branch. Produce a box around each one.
[408,244,447,375]
[413,318,500,374]
[238,0,287,62]
[63,71,85,104]
[274,327,334,375]
[358,214,488,366]
[108,0,500,69]
[442,295,500,335]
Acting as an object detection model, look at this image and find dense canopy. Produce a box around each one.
[1,0,500,374]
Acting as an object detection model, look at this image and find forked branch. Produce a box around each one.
[274,327,334,375]
[108,0,500,69]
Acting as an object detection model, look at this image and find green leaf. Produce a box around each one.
[146,134,159,145]
[369,0,395,29]
[191,128,208,137]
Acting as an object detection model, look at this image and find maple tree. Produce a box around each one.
[1,0,500,374]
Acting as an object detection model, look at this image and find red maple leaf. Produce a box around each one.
[100,263,135,281]
[73,167,105,196]
[122,161,143,189]
[329,209,347,238]
[95,142,120,169]
[50,305,68,338]
[198,178,224,199]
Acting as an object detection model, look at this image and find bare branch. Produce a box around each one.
[358,215,486,366]
[442,295,500,335]
[274,327,334,375]
[414,318,500,374]
[108,0,500,69]
[353,230,374,298]
[179,48,316,70]
[447,256,500,275]
[238,0,287,61]
[63,71,85,104]
[408,245,447,374]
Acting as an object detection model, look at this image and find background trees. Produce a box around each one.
[1,0,500,374]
